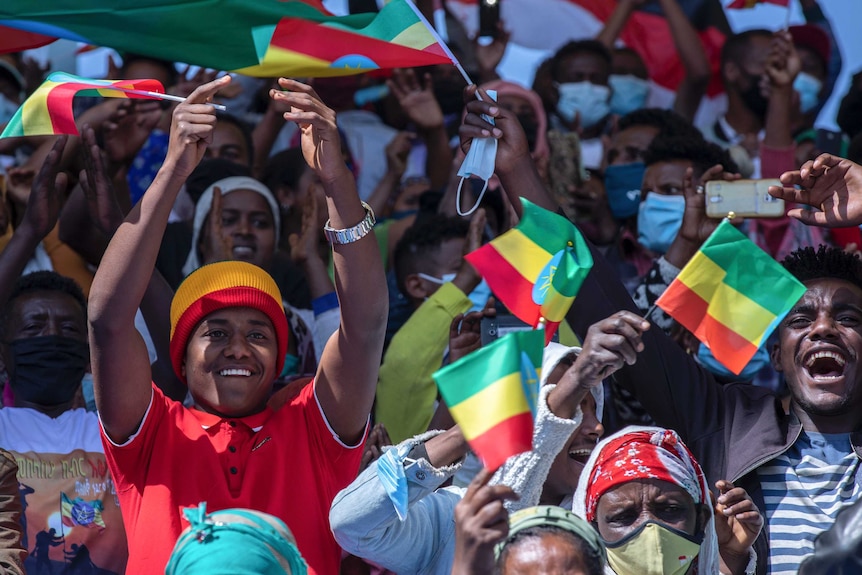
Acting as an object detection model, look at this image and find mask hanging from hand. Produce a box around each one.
[793,72,823,114]
[605,521,702,575]
[609,75,650,116]
[457,90,498,216]
[605,162,646,219]
[6,335,89,406]
[637,192,685,254]
[556,82,611,129]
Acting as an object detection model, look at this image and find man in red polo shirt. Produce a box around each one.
[88,76,387,575]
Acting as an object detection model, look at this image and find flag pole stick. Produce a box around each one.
[404,0,475,88]
[111,88,228,111]
[642,303,658,322]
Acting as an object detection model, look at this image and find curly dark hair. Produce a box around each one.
[782,245,862,290]
[393,214,470,297]
[1,271,87,338]
[643,134,739,176]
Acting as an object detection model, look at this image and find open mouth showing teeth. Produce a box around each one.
[232,246,255,257]
[219,368,252,377]
[805,351,846,381]
[568,449,592,464]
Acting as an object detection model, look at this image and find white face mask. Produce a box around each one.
[0,94,20,125]
[556,82,611,129]
[457,90,498,216]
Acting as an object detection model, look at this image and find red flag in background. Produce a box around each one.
[447,0,730,97]
[726,0,790,9]
[0,26,55,53]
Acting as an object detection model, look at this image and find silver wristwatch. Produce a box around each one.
[323,201,376,245]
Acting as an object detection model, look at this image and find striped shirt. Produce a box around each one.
[757,432,862,574]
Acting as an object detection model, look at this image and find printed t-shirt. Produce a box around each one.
[0,408,127,574]
[102,381,365,575]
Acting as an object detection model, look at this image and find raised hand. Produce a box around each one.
[20,136,69,241]
[172,66,222,98]
[714,480,763,568]
[80,125,125,235]
[452,208,486,296]
[452,468,518,575]
[102,99,164,165]
[448,297,497,364]
[567,311,650,388]
[769,154,862,227]
[387,69,444,131]
[765,30,801,90]
[203,186,233,262]
[288,184,321,265]
[459,85,530,178]
[474,23,510,80]
[270,78,347,184]
[164,75,230,179]
[385,131,414,179]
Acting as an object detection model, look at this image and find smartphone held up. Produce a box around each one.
[705,179,785,219]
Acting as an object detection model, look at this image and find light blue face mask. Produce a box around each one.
[793,72,823,114]
[609,74,650,116]
[418,272,491,313]
[556,82,611,129]
[457,90,498,216]
[637,192,685,254]
[605,162,646,219]
[696,342,771,381]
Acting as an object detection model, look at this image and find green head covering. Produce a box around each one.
[495,505,607,563]
[165,503,308,575]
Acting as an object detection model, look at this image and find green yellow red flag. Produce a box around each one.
[0,72,164,138]
[433,329,544,471]
[655,219,806,375]
[465,198,593,344]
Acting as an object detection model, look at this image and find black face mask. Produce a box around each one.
[5,335,89,406]
[739,72,769,119]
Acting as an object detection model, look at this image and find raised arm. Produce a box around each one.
[270,78,387,444]
[89,77,230,443]
[659,0,711,121]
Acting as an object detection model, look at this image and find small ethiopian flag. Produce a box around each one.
[1,71,164,138]
[433,329,544,471]
[656,219,806,375]
[465,198,593,344]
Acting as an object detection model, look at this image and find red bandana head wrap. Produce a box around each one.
[584,428,710,523]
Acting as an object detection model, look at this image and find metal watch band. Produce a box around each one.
[323,201,376,245]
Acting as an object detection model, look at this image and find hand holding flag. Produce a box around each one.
[433,329,544,470]
[465,198,593,344]
[656,219,806,375]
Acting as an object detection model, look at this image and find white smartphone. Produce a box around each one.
[705,179,785,219]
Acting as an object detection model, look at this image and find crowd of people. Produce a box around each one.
[1,0,862,573]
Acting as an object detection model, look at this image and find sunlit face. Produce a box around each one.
[183,307,278,418]
[606,125,659,167]
[543,393,604,502]
[500,532,594,575]
[773,278,862,419]
[640,160,692,199]
[595,479,701,544]
[200,189,277,269]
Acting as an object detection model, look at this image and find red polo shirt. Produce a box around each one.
[102,381,366,575]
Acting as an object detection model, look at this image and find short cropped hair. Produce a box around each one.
[643,135,739,176]
[550,40,613,81]
[392,214,470,296]
[0,271,87,339]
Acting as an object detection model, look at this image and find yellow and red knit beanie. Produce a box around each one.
[170,261,288,382]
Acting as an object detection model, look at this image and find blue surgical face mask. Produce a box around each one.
[605,162,646,219]
[696,342,770,382]
[556,82,611,129]
[609,74,650,116]
[0,94,19,124]
[637,192,685,254]
[793,72,823,114]
[418,272,491,313]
